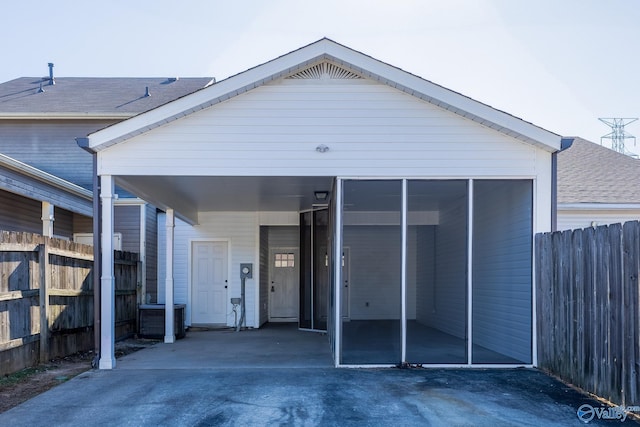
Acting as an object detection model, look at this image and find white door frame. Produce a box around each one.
[341,246,351,320]
[187,238,231,326]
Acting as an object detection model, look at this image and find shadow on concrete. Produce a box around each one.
[118,322,333,369]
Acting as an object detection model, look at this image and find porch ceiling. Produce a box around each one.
[115,175,334,222]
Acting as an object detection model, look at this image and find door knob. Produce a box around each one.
[271,286,275,292]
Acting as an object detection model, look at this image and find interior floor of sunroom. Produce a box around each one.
[340,320,523,365]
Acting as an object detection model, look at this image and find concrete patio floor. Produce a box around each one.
[118,323,333,370]
[0,324,636,426]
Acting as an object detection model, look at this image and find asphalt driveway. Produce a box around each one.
[0,326,636,426]
[1,366,635,426]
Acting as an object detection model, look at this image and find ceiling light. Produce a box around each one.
[314,191,329,201]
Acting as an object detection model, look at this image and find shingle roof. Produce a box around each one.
[557,137,640,204]
[0,77,214,115]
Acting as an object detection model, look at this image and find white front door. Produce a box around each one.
[191,241,228,325]
[269,248,299,321]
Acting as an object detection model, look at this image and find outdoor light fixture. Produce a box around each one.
[316,144,329,153]
[314,191,329,201]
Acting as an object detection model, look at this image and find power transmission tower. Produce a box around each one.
[599,117,637,154]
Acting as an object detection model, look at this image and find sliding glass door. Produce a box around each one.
[340,180,402,364]
[299,209,329,331]
[406,180,468,364]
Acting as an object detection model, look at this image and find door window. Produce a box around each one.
[274,253,295,268]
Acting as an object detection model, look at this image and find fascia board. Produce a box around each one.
[558,203,640,210]
[0,112,133,120]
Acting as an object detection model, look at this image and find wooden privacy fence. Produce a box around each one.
[0,231,139,376]
[536,220,639,407]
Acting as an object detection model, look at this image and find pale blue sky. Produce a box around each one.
[2,0,639,154]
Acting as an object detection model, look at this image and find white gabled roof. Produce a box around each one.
[87,38,561,152]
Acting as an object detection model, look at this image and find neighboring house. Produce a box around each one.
[557,137,640,230]
[0,152,92,237]
[0,74,213,302]
[83,38,561,369]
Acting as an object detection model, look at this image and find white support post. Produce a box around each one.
[467,179,474,366]
[41,202,54,237]
[99,175,116,369]
[164,208,175,343]
[334,179,342,366]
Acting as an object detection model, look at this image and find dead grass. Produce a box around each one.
[0,338,158,414]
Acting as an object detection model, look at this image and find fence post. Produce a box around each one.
[39,237,50,363]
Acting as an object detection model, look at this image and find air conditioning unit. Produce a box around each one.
[138,304,186,339]
[73,233,123,251]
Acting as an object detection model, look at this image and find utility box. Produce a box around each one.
[139,304,186,339]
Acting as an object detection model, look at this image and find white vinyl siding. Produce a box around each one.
[557,209,640,231]
[424,201,468,338]
[98,80,540,177]
[472,181,533,363]
[158,212,259,327]
[413,226,436,325]
[343,226,401,320]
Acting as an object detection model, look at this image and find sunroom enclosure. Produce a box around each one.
[328,178,533,367]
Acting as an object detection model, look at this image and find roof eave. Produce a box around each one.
[0,112,134,120]
[0,153,93,200]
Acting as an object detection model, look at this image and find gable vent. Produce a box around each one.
[286,62,363,80]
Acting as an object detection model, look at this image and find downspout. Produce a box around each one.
[552,138,575,232]
[551,151,557,232]
[77,137,101,368]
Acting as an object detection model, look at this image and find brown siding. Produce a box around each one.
[73,213,93,234]
[114,205,140,253]
[53,206,73,238]
[0,189,41,234]
[145,205,158,303]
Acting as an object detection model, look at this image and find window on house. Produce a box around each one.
[274,253,295,268]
